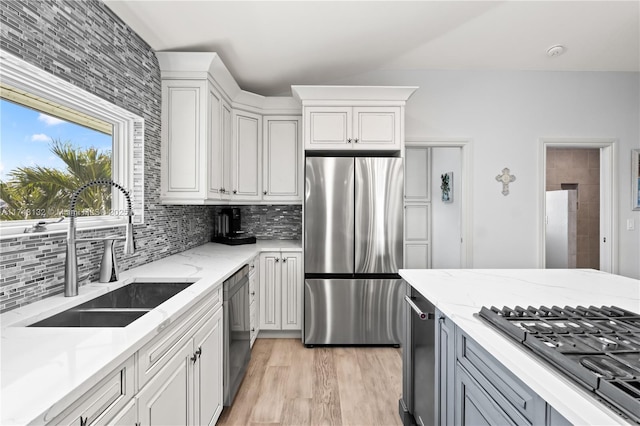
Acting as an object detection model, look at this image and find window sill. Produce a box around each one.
[0,216,129,240]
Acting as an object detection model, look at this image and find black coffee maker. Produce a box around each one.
[213,207,256,245]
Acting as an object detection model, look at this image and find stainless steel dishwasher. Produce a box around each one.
[223,264,251,406]
[399,286,436,426]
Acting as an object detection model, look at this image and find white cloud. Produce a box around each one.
[38,113,65,126]
[31,133,51,142]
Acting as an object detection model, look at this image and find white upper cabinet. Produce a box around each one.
[305,106,401,150]
[157,52,302,205]
[263,116,302,201]
[161,79,208,202]
[232,110,262,201]
[293,85,417,151]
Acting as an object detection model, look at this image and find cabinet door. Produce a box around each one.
[138,340,193,426]
[455,364,518,426]
[281,252,302,330]
[437,313,455,426]
[405,146,430,201]
[352,106,401,150]
[304,106,352,149]
[193,309,223,426]
[232,110,261,200]
[220,100,233,199]
[259,252,282,330]
[263,116,302,201]
[208,86,223,199]
[161,80,207,201]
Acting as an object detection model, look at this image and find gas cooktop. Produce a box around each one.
[479,305,640,424]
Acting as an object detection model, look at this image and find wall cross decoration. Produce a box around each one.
[496,168,516,196]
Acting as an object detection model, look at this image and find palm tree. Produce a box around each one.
[0,140,111,221]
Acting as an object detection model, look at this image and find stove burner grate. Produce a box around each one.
[479,305,640,424]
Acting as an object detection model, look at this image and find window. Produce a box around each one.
[1,94,114,221]
[0,50,144,236]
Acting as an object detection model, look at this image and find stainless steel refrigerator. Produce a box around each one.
[304,156,404,345]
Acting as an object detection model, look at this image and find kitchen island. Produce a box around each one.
[1,240,300,426]
[400,269,640,425]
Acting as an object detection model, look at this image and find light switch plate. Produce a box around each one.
[627,219,635,230]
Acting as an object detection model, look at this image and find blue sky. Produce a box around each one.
[0,98,112,181]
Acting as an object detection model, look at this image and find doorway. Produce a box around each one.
[405,138,472,268]
[539,139,616,273]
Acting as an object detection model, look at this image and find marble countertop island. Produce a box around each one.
[1,240,300,425]
[399,268,640,425]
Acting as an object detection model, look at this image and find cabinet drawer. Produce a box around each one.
[51,356,134,426]
[138,286,221,389]
[457,331,544,424]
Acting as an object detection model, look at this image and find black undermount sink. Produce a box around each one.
[30,282,195,327]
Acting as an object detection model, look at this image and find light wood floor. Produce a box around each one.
[218,338,403,426]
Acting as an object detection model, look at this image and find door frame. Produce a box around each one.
[405,137,473,268]
[538,138,617,273]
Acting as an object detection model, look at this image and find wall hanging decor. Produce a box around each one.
[633,149,640,211]
[496,167,516,196]
[440,172,453,203]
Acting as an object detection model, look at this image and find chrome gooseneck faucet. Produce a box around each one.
[64,179,136,297]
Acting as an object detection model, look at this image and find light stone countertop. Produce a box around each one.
[1,240,301,426]
[399,268,640,426]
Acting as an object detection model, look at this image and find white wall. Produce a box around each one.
[431,147,462,268]
[332,70,640,278]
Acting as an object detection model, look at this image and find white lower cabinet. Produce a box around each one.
[137,339,192,426]
[249,255,260,346]
[51,357,135,426]
[137,307,223,426]
[51,289,223,426]
[259,251,302,331]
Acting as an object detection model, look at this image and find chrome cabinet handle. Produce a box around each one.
[404,295,433,320]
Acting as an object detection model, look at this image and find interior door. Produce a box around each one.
[304,157,355,274]
[355,157,403,273]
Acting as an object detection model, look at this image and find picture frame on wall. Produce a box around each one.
[633,149,640,211]
[441,172,453,203]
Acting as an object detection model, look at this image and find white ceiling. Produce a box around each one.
[103,1,640,96]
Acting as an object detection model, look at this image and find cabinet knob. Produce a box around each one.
[354,138,359,143]
[191,354,198,363]
[233,189,237,194]
[347,138,352,143]
[251,327,255,332]
[275,258,280,262]
[283,258,287,263]
[251,291,256,296]
[80,417,88,426]
[263,190,268,195]
[196,346,202,358]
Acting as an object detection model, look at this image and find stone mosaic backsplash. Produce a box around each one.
[212,205,302,240]
[0,0,302,313]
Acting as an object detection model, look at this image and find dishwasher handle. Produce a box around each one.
[404,295,434,320]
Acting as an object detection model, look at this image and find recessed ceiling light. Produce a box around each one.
[547,45,566,57]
